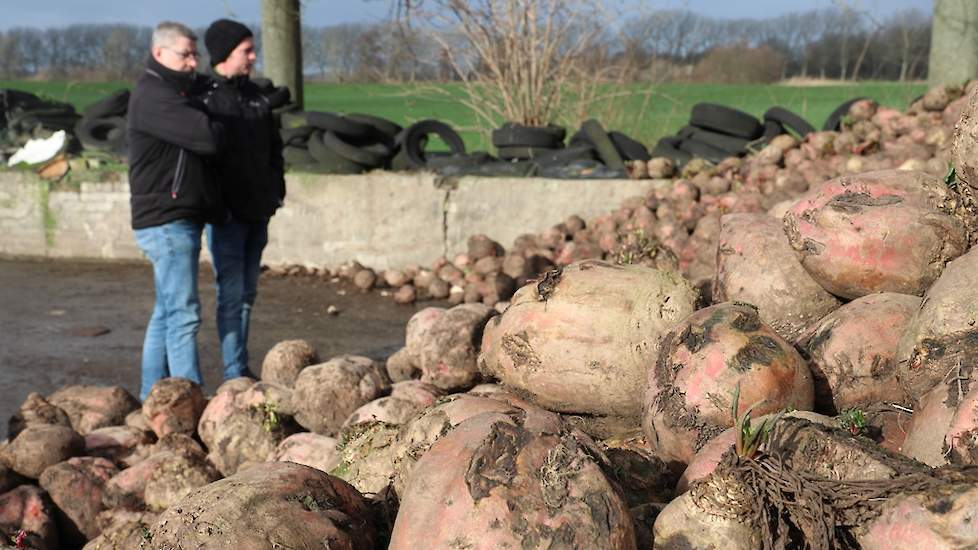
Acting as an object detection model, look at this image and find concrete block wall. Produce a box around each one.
[0,170,666,269]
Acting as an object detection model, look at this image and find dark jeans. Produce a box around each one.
[205,218,268,380]
[134,219,204,400]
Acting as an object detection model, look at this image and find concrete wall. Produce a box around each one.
[0,170,665,269]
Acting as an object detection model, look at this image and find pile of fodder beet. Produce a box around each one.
[7,81,978,549]
[279,81,971,311]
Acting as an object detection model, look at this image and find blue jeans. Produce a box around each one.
[134,220,204,400]
[206,219,268,380]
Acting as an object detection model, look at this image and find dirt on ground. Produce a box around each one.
[0,258,428,439]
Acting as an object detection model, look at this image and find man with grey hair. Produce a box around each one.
[128,21,225,400]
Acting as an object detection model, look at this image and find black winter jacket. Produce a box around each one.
[127,57,224,230]
[198,73,285,223]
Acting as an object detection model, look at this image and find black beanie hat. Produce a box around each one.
[205,19,253,67]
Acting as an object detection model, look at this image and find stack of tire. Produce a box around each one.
[557,119,650,178]
[651,103,814,167]
[280,111,405,174]
[391,119,477,173]
[74,89,130,157]
[0,89,81,150]
[436,119,647,179]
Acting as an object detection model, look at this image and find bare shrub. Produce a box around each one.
[395,0,652,134]
[691,44,786,84]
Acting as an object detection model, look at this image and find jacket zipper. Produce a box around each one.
[171,149,187,199]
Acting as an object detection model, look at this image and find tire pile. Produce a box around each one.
[471,119,650,179]
[74,89,130,157]
[652,102,817,167]
[0,89,81,156]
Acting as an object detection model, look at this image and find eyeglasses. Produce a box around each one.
[163,46,200,60]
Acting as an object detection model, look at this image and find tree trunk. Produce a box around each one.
[261,0,303,109]
[851,31,876,81]
[929,0,978,86]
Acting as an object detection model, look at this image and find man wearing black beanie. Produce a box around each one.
[199,19,285,381]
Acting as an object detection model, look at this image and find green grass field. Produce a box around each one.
[1,79,928,151]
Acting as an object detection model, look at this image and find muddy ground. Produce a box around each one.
[0,258,427,438]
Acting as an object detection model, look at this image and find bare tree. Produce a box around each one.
[302,26,329,78]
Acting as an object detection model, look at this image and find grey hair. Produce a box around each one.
[152,21,197,48]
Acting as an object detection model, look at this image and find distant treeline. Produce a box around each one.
[0,6,930,83]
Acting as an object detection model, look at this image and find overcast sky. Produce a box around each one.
[0,0,933,30]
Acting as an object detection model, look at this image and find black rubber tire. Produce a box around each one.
[320,130,387,168]
[608,131,651,161]
[538,159,628,180]
[580,119,625,170]
[678,137,732,164]
[283,145,315,166]
[82,89,130,120]
[280,126,316,146]
[749,119,785,150]
[496,146,561,161]
[390,149,413,171]
[304,111,377,140]
[822,97,867,131]
[346,113,402,140]
[763,107,815,138]
[361,141,395,158]
[568,129,591,147]
[492,123,565,148]
[402,120,467,168]
[679,126,750,155]
[650,136,692,165]
[762,119,784,140]
[476,160,539,177]
[689,103,763,139]
[75,116,127,154]
[1,89,46,112]
[427,151,494,170]
[306,131,369,173]
[263,86,291,109]
[533,144,597,167]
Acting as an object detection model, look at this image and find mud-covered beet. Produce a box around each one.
[856,469,978,549]
[0,485,61,550]
[197,382,301,476]
[797,292,920,413]
[713,213,840,341]
[896,246,978,404]
[148,461,377,549]
[479,259,697,420]
[783,169,970,299]
[389,412,636,549]
[260,338,320,388]
[38,456,118,545]
[658,417,931,549]
[644,302,814,465]
[141,377,206,438]
[291,355,392,436]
